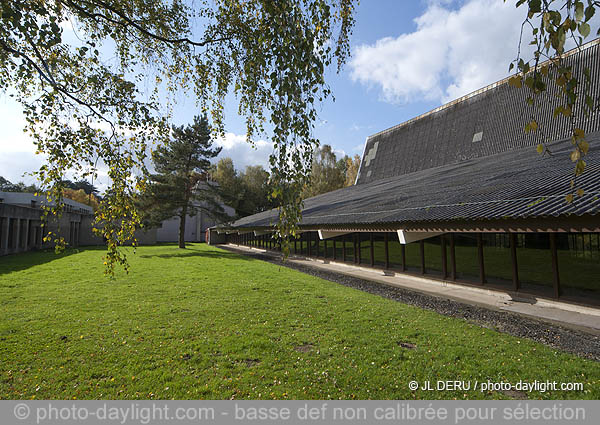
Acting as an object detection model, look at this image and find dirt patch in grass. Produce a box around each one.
[243,359,261,368]
[295,344,314,353]
[501,389,528,400]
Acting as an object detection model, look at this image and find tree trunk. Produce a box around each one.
[178,205,187,249]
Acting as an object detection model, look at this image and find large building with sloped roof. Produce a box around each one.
[215,41,600,308]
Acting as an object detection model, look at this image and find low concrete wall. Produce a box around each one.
[1,204,158,255]
[78,216,157,246]
[135,228,157,245]
[78,215,104,246]
[0,203,91,255]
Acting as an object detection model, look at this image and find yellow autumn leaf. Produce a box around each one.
[575,159,586,176]
[508,76,522,88]
[530,120,538,131]
[570,150,580,162]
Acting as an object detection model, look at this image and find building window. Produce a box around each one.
[226,229,600,307]
[453,233,481,282]
[423,235,445,277]
[388,232,404,270]
[556,233,600,303]
[404,241,421,272]
[343,234,355,263]
[359,233,371,265]
[515,233,554,297]
[372,233,387,267]
[481,233,513,289]
[315,234,323,257]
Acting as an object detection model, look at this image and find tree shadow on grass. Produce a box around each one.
[139,248,253,261]
[0,246,105,276]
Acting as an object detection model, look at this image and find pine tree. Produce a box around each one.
[143,116,224,248]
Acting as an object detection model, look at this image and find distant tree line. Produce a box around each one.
[210,158,276,218]
[210,145,361,219]
[302,145,360,199]
[0,176,39,194]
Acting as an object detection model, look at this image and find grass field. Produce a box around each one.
[1,243,599,400]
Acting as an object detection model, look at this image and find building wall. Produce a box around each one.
[0,203,89,256]
[78,215,103,246]
[0,191,93,215]
[135,228,157,245]
[157,204,235,243]
[156,214,199,242]
[1,202,157,256]
[207,228,228,245]
[78,216,157,246]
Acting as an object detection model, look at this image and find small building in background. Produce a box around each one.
[156,202,236,243]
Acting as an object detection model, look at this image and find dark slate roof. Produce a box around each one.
[229,135,600,229]
[356,40,600,185]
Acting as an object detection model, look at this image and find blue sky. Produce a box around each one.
[1,0,544,188]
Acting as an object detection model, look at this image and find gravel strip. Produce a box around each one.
[223,246,600,361]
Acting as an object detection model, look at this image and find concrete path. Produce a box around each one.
[226,244,600,335]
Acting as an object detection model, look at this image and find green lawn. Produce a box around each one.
[1,243,599,400]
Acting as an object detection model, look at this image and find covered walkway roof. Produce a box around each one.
[225,135,600,233]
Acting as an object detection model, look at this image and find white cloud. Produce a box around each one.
[213,134,356,169]
[0,98,43,184]
[0,97,36,154]
[349,123,374,132]
[213,132,273,171]
[332,147,346,158]
[350,0,533,104]
[58,18,75,32]
[352,142,366,154]
[0,152,45,184]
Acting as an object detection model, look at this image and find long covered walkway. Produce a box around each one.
[227,229,600,308]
